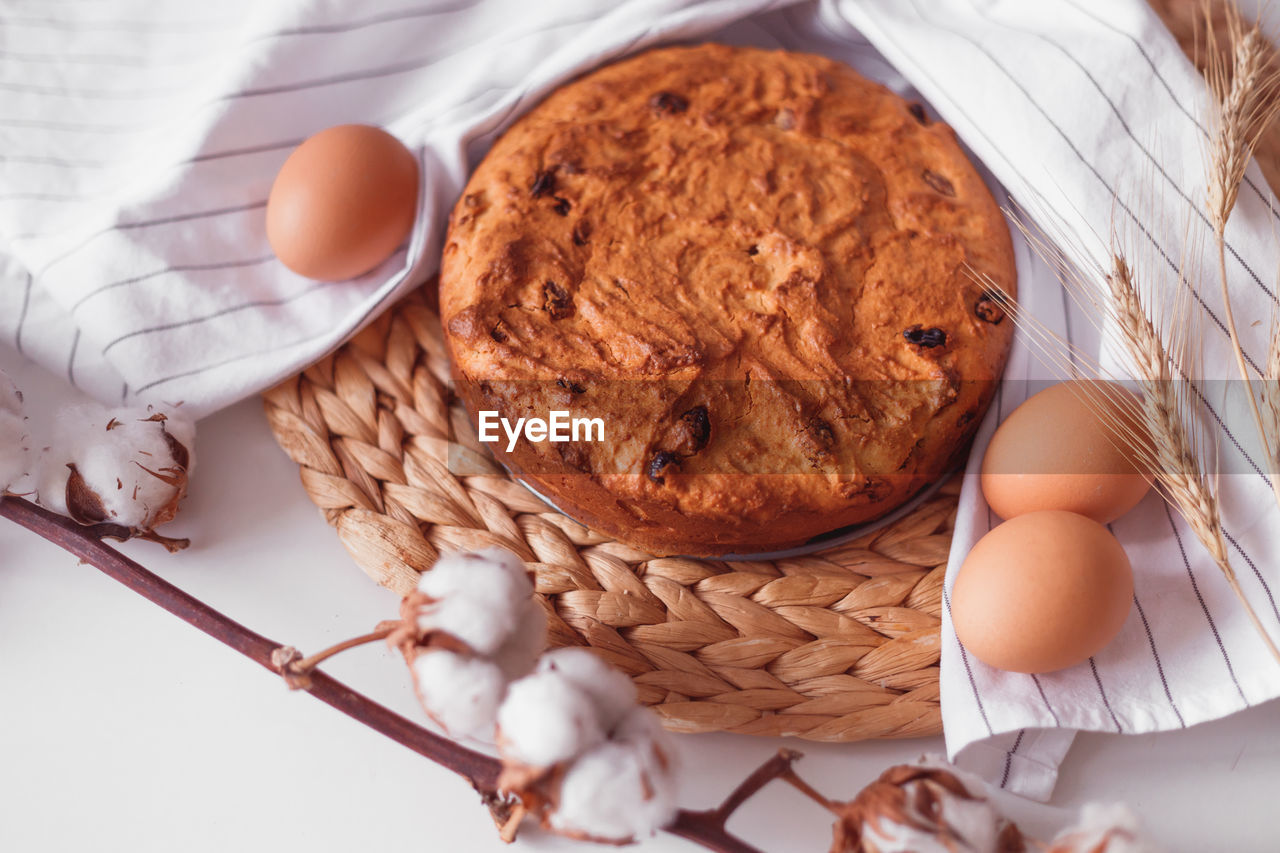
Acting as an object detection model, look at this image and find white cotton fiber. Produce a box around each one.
[535,647,639,734]
[416,548,536,656]
[412,650,508,742]
[36,403,195,529]
[550,738,678,842]
[497,668,605,768]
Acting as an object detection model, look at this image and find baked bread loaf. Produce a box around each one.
[440,44,1015,556]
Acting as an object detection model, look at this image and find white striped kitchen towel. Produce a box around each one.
[3,0,1279,801]
[839,0,1280,801]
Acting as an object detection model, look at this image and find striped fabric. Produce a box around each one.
[3,0,1278,800]
[841,0,1280,800]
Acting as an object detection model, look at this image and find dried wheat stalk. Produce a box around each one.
[1099,257,1280,665]
[1202,5,1280,224]
[1200,0,1280,512]
[973,199,1280,664]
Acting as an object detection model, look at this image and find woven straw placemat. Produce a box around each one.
[264,288,953,741]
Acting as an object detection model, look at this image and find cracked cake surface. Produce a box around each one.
[440,44,1015,556]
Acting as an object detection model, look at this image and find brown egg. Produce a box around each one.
[981,381,1150,524]
[267,124,419,281]
[953,510,1133,673]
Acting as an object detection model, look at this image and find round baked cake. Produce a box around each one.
[440,44,1015,556]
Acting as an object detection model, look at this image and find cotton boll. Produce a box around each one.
[74,419,188,528]
[1047,803,1158,853]
[37,404,194,529]
[831,764,1024,853]
[415,589,513,658]
[609,707,678,813]
[497,669,605,768]
[491,602,548,680]
[416,548,535,656]
[419,547,532,608]
[412,650,507,742]
[550,740,678,842]
[535,647,638,733]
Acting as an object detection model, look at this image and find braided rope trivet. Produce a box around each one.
[264,289,951,741]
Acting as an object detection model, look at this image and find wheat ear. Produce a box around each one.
[990,196,1280,663]
[1202,0,1280,513]
[1109,254,1280,663]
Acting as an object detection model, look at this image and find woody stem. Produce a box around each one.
[0,496,791,853]
[666,751,809,853]
[290,625,398,674]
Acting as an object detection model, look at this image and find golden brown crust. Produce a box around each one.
[440,44,1015,556]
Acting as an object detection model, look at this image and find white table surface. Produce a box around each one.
[2,348,1278,853]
